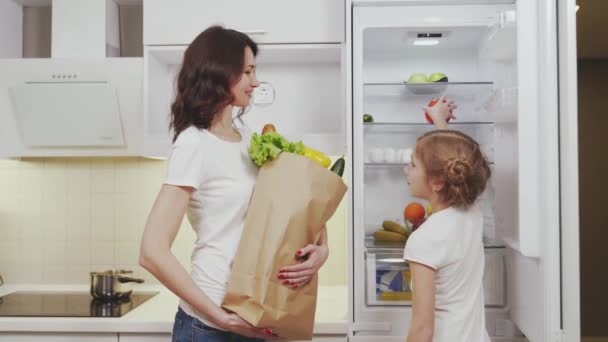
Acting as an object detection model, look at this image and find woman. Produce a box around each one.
[139,26,330,341]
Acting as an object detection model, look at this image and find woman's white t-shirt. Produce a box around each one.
[403,204,490,342]
[164,126,258,329]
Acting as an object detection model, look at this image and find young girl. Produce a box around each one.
[139,26,329,341]
[403,101,492,342]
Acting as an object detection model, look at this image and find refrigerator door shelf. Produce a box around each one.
[364,240,506,308]
[365,249,413,306]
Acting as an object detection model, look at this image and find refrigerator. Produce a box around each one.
[345,1,580,341]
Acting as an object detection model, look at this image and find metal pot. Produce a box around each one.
[90,270,144,300]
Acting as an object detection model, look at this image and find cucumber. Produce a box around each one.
[330,156,345,177]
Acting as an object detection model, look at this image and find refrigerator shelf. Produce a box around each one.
[364,236,505,252]
[364,161,495,166]
[365,81,494,86]
[365,162,409,166]
[363,81,494,98]
[364,121,494,126]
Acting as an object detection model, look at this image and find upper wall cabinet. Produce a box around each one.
[143,0,345,45]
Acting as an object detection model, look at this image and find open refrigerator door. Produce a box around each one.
[348,1,574,341]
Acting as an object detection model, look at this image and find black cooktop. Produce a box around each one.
[0,291,158,318]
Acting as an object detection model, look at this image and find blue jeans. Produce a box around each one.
[172,307,266,342]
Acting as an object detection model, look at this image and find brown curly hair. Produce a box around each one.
[414,130,491,208]
[170,26,258,142]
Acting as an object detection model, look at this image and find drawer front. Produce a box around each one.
[144,0,344,45]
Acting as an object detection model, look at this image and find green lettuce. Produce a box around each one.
[248,132,305,167]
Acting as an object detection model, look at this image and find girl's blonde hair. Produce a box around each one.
[414,130,491,208]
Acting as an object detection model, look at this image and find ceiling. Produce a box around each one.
[577,0,608,59]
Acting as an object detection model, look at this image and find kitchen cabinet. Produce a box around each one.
[143,43,345,158]
[143,0,344,46]
[0,333,117,342]
[142,0,346,160]
[119,333,346,341]
[119,333,169,342]
[0,330,345,342]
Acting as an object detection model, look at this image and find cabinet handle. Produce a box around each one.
[241,30,267,35]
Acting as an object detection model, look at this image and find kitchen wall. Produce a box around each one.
[0,0,21,58]
[578,59,608,337]
[0,157,347,287]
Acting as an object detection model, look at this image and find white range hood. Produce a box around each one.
[10,82,125,147]
[0,0,143,157]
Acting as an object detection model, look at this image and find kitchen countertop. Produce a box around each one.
[0,284,348,335]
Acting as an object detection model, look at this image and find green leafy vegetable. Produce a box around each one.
[248,132,305,167]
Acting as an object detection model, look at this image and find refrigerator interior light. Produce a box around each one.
[413,39,440,46]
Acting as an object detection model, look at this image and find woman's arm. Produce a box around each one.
[407,262,437,342]
[139,185,225,323]
[139,185,270,339]
[278,224,330,288]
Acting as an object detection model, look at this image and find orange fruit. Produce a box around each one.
[404,202,426,222]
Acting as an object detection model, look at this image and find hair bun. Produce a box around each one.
[445,158,471,185]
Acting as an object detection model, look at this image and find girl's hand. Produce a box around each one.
[218,311,278,339]
[278,244,329,289]
[423,96,457,129]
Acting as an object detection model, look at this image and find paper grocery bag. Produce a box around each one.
[222,152,348,340]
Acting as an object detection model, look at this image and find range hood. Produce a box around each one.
[0,0,143,157]
[10,82,125,147]
[0,58,142,157]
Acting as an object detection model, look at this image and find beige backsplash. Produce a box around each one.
[0,157,347,287]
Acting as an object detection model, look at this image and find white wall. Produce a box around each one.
[0,0,23,58]
[0,157,347,287]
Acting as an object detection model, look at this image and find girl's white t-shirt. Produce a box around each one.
[164,126,258,329]
[403,204,491,342]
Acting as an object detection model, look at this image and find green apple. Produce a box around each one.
[428,72,448,82]
[407,73,428,83]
